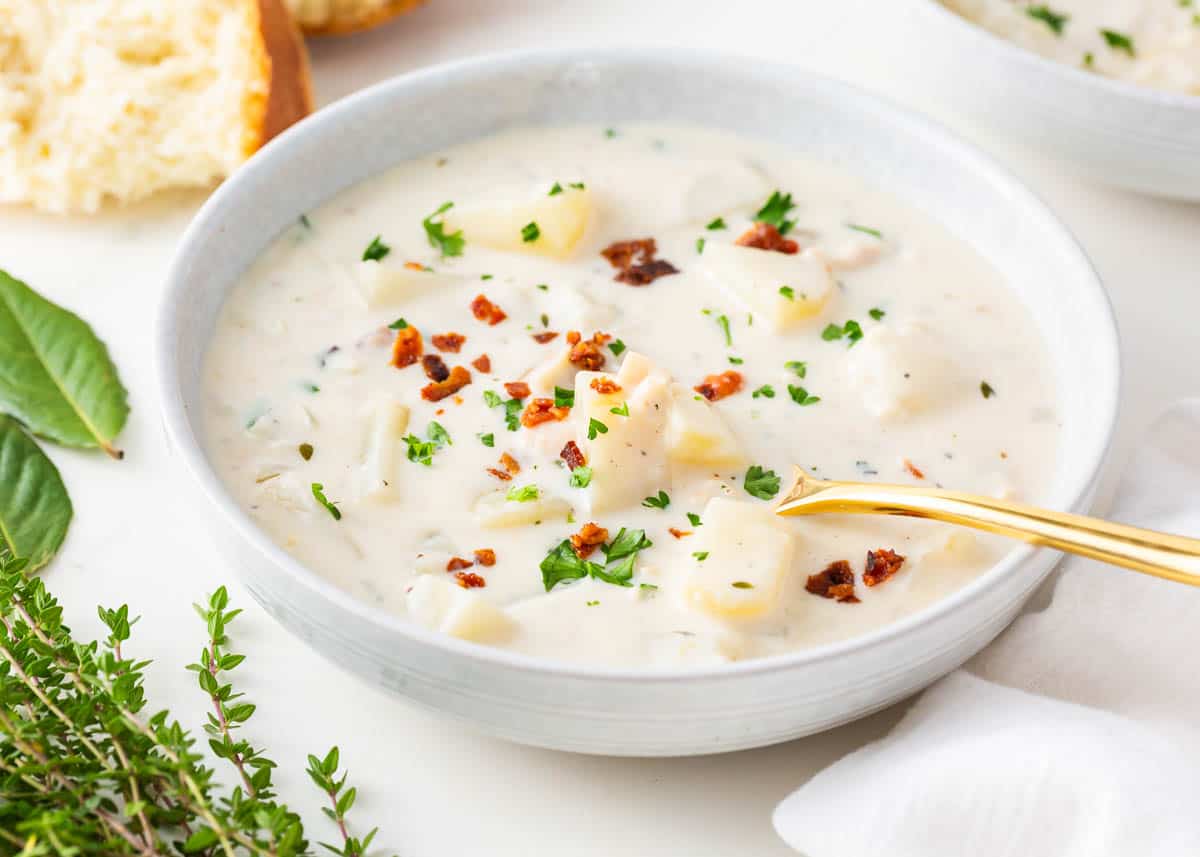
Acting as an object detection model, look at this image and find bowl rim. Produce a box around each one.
[156,47,1121,684]
[913,0,1200,112]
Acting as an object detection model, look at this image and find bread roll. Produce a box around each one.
[286,0,424,35]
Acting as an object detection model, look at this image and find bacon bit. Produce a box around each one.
[471,294,507,325]
[404,260,426,271]
[805,560,860,603]
[504,381,531,400]
[473,548,496,567]
[471,353,491,373]
[532,331,559,344]
[694,370,743,401]
[863,548,906,588]
[499,452,520,475]
[432,332,466,353]
[446,556,474,572]
[601,237,679,286]
[903,459,925,480]
[486,467,513,481]
[735,222,799,254]
[455,571,487,588]
[565,330,582,346]
[560,440,586,470]
[568,331,612,371]
[668,527,693,539]
[390,326,423,368]
[589,377,622,395]
[421,365,472,402]
[521,398,571,428]
[435,408,445,416]
[421,354,450,382]
[617,259,679,286]
[570,522,609,559]
[453,395,463,405]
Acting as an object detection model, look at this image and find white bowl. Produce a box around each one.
[908,1,1200,200]
[157,49,1120,756]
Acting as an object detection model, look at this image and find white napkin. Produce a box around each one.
[774,400,1200,856]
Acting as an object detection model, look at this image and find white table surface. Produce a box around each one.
[3,1,1197,853]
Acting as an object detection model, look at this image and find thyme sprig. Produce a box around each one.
[0,556,386,856]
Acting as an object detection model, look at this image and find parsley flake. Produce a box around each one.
[822,320,863,346]
[706,217,727,230]
[731,581,755,589]
[521,222,541,243]
[483,389,503,408]
[388,317,409,330]
[642,490,670,510]
[779,285,796,301]
[298,442,314,461]
[1101,28,1136,56]
[506,484,540,502]
[728,356,744,365]
[869,307,886,321]
[554,386,575,408]
[478,432,495,447]
[717,314,732,346]
[422,202,465,257]
[692,551,709,561]
[755,190,797,235]
[610,402,630,417]
[310,483,341,520]
[744,465,781,500]
[362,235,391,262]
[1026,5,1069,35]
[686,512,702,527]
[569,465,593,488]
[548,182,564,196]
[847,223,883,239]
[569,181,586,190]
[587,418,608,440]
[981,380,996,399]
[785,360,807,378]
[609,338,627,357]
[752,385,776,399]
[788,385,821,406]
[696,237,706,254]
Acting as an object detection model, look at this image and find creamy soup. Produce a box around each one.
[202,123,1060,667]
[942,0,1200,94]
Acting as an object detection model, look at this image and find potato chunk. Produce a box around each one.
[406,575,516,643]
[665,383,745,467]
[845,322,959,419]
[356,398,410,503]
[442,185,591,259]
[473,488,571,528]
[700,244,834,331]
[683,498,796,620]
[355,260,459,307]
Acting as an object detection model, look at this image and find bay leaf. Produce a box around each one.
[0,414,72,571]
[0,270,129,458]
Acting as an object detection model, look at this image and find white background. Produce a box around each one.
[2,1,1198,853]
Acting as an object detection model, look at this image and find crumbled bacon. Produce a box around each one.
[455,571,487,588]
[404,260,426,271]
[504,381,531,400]
[532,331,559,344]
[694,370,743,401]
[471,353,491,373]
[521,398,571,428]
[601,238,679,286]
[903,459,925,480]
[446,556,474,572]
[486,467,513,481]
[617,259,679,286]
[589,377,622,395]
[421,365,472,401]
[805,560,860,603]
[422,354,450,382]
[473,548,496,567]
[570,522,609,559]
[560,440,586,470]
[668,528,692,539]
[390,326,422,368]
[863,548,905,588]
[499,452,520,475]
[568,331,612,371]
[471,294,507,325]
[432,332,466,353]
[735,222,799,254]
[566,331,581,346]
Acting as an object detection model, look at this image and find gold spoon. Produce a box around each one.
[776,468,1200,587]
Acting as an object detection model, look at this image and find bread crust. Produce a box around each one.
[301,0,425,36]
[249,0,314,154]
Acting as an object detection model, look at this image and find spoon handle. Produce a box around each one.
[775,471,1200,587]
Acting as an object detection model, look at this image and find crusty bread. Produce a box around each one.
[0,0,312,214]
[286,0,424,35]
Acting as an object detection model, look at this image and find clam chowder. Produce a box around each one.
[202,123,1060,667]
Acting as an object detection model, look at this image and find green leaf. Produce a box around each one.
[540,540,600,591]
[0,415,72,571]
[0,271,130,457]
[183,827,219,852]
[744,464,781,500]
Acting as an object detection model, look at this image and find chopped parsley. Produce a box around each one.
[298,442,314,461]
[1083,51,1095,68]
[422,201,465,258]
[706,217,727,230]
[1025,5,1069,35]
[388,317,409,330]
[604,528,653,563]
[586,600,600,607]
[536,283,549,291]
[540,313,550,328]
[521,222,541,243]
[481,273,493,281]
[402,434,435,466]
[785,360,807,378]
[478,432,495,447]
[427,421,452,447]
[788,385,821,406]
[744,465,781,500]
[548,182,564,196]
[610,402,630,417]
[310,483,341,520]
[569,181,586,190]
[587,418,608,440]
[301,382,320,394]
[696,237,706,254]
[692,551,709,562]
[779,285,796,301]
[604,128,617,139]
[503,399,523,431]
[731,581,755,589]
[539,541,600,590]
[716,314,732,346]
[686,512,702,527]
[298,214,312,229]
[554,386,575,408]
[362,235,391,262]
[540,527,652,591]
[639,583,659,592]
[569,465,593,488]
[506,484,540,502]
[728,356,744,365]
[822,319,863,345]
[1100,28,1135,56]
[483,389,503,408]
[846,223,883,239]
[754,190,797,235]
[752,385,776,399]
[609,338,627,357]
[868,307,886,321]
[642,490,670,510]
[981,380,996,399]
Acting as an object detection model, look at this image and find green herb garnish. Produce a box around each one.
[788,385,821,406]
[692,551,709,561]
[569,465,593,488]
[752,385,776,399]
[847,223,883,239]
[1101,28,1136,56]
[744,465,781,500]
[610,402,630,417]
[1026,5,1069,34]
[548,182,564,196]
[716,314,732,346]
[981,381,996,399]
[554,386,575,408]
[427,421,452,448]
[696,237,706,254]
[388,317,409,330]
[754,190,797,234]
[422,201,465,257]
[731,581,755,589]
[728,356,744,365]
[361,235,391,262]
[521,222,541,243]
[785,360,807,378]
[609,338,627,357]
[310,482,341,520]
[822,319,863,345]
[587,418,608,440]
[506,484,540,502]
[299,442,314,460]
[478,432,495,447]
[706,217,727,230]
[686,512,702,527]
[642,490,670,510]
[869,307,886,321]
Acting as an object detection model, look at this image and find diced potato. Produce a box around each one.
[406,576,516,643]
[648,630,748,666]
[845,322,959,420]
[356,398,410,503]
[537,285,617,330]
[254,472,313,513]
[700,244,835,332]
[442,185,591,259]
[473,489,571,528]
[683,498,796,620]
[682,160,771,222]
[525,346,575,395]
[355,260,459,307]
[826,234,886,272]
[665,383,745,467]
[574,352,671,515]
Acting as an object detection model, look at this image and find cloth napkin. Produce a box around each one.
[774,400,1200,856]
